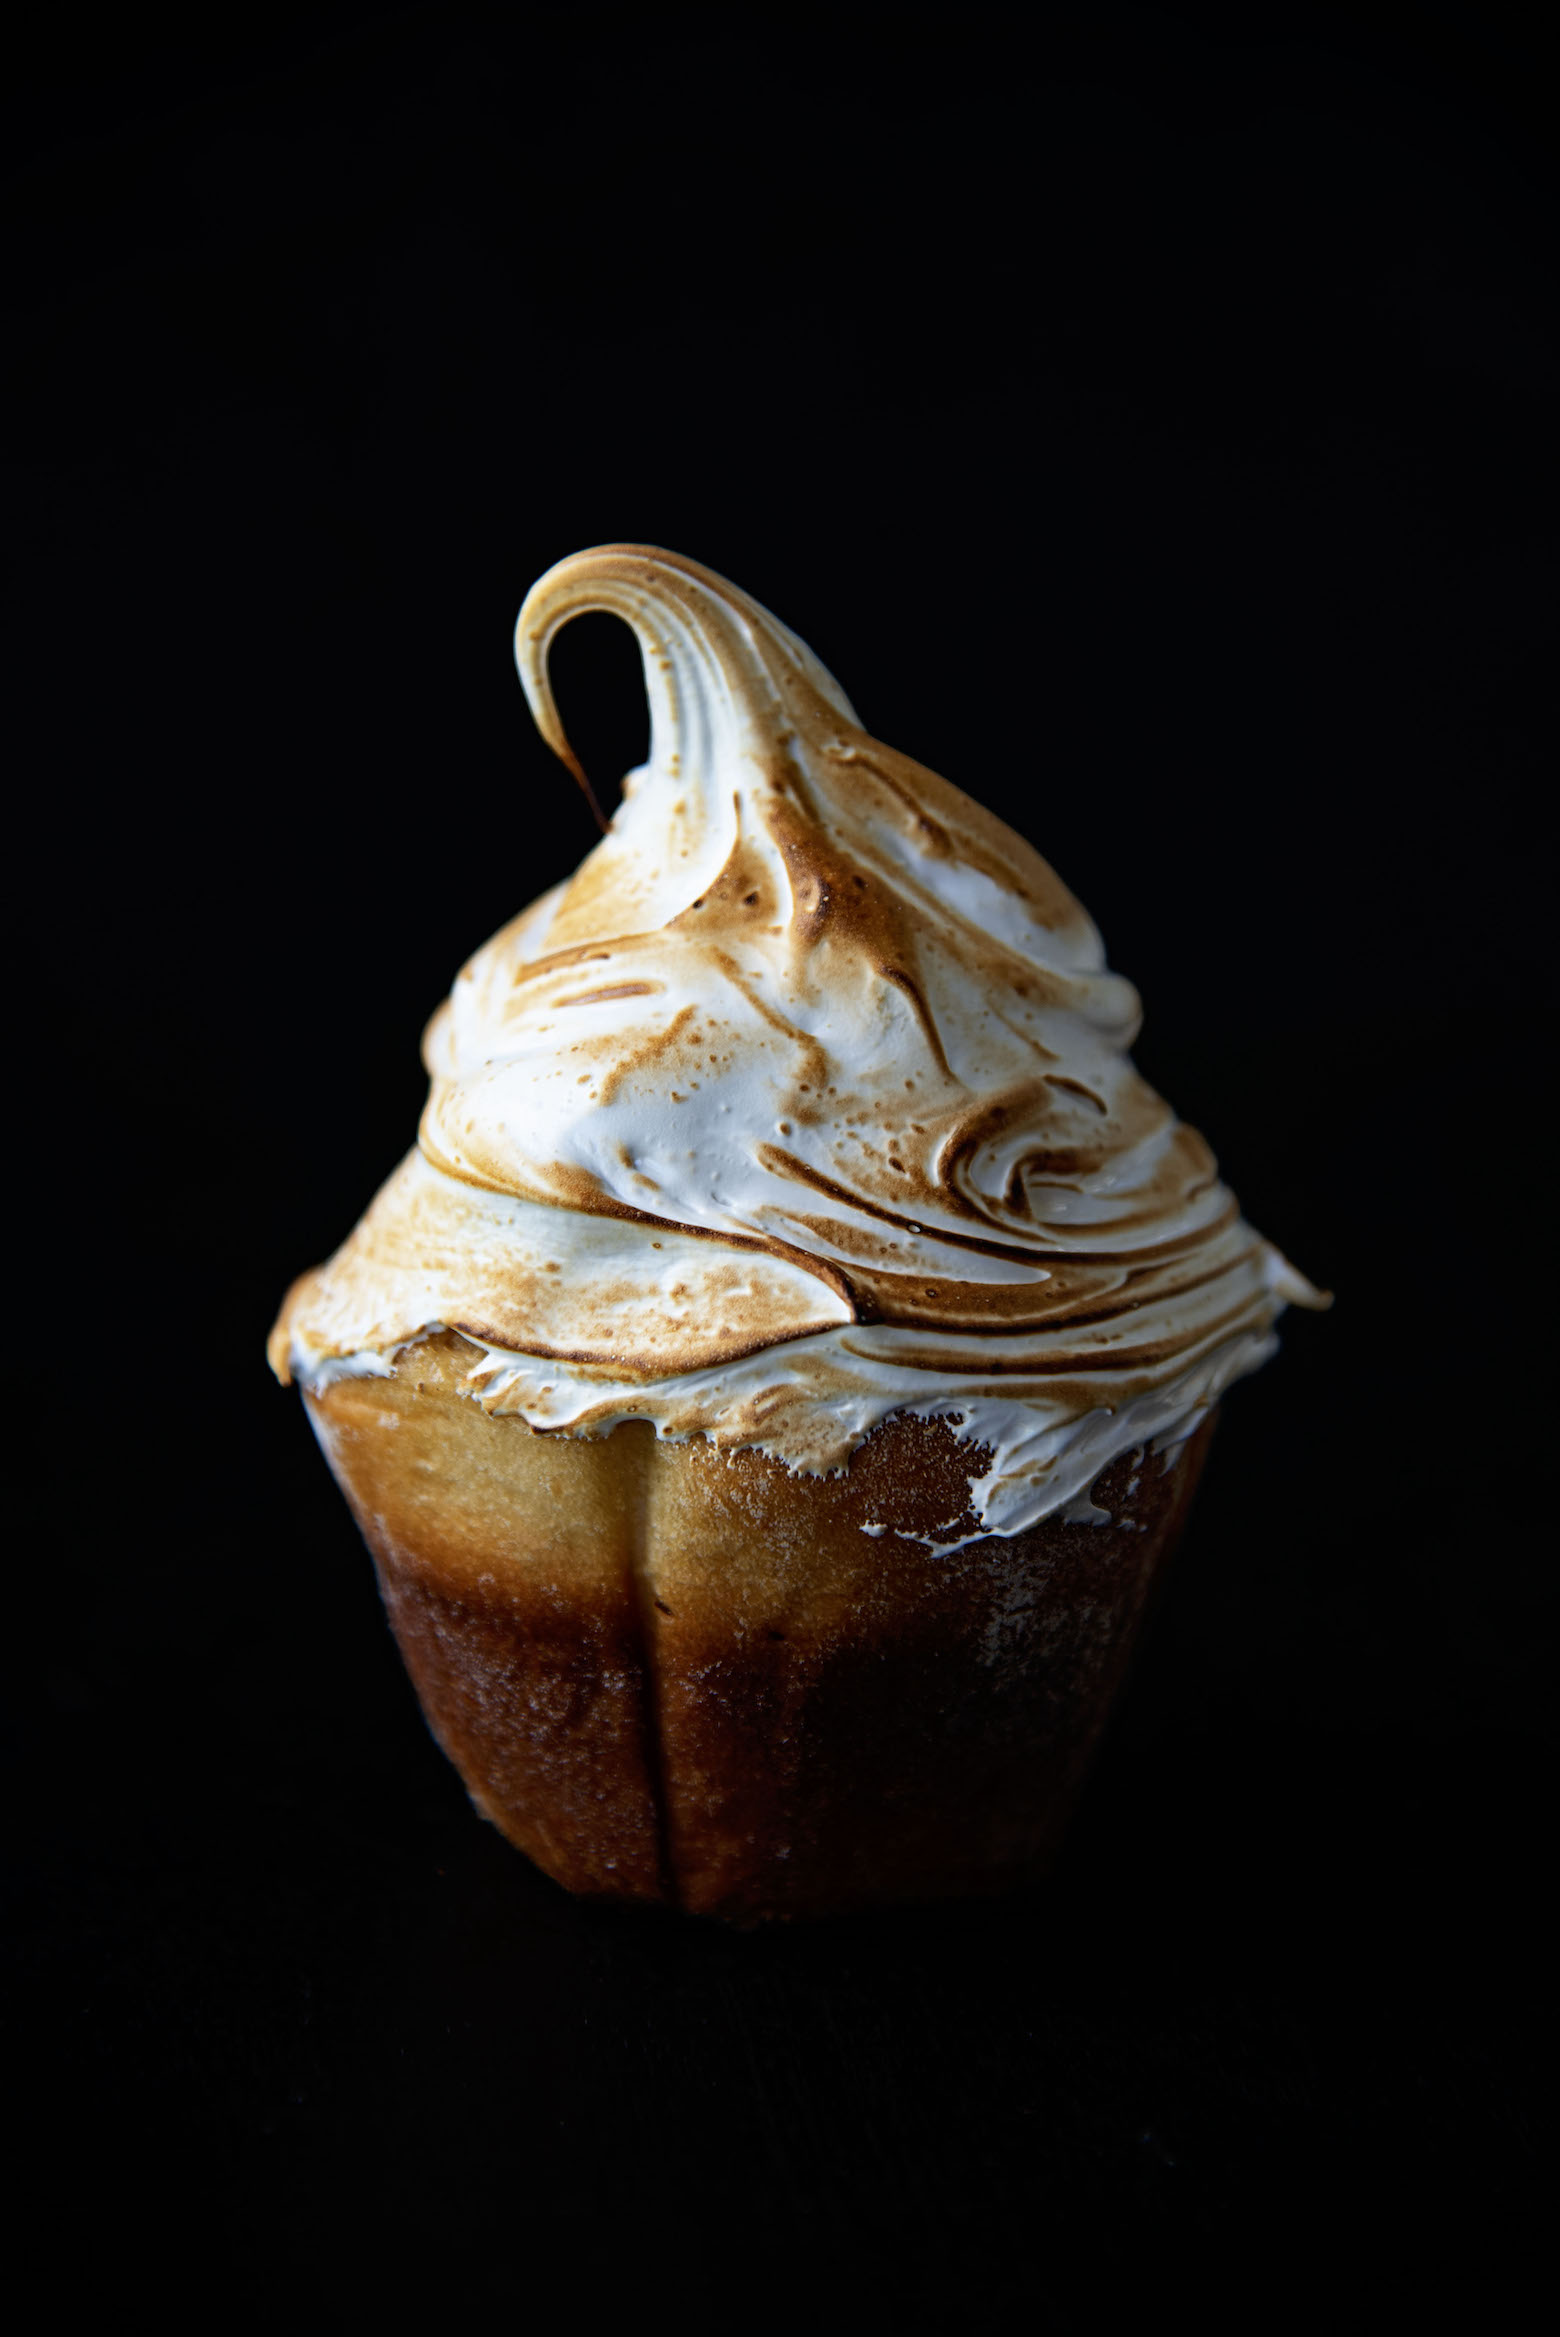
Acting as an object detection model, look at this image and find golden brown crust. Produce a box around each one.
[305,1338,665,1899]
[306,1332,1213,1919]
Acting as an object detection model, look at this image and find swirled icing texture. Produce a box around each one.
[272,545,1324,1543]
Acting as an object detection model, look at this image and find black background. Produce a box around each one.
[7,3,1553,2317]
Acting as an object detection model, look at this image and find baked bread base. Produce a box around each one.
[306,1332,1213,1920]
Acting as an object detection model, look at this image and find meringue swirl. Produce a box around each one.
[272,545,1323,1542]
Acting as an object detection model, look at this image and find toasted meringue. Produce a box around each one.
[273,544,1323,1547]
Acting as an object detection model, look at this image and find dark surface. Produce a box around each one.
[6,4,1552,2315]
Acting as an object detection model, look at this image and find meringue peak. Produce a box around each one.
[422,543,1164,1302]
